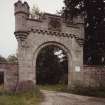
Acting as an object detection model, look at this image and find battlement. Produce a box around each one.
[14,0,29,15]
[14,0,84,25]
[26,13,84,40]
[14,0,84,43]
[28,12,84,25]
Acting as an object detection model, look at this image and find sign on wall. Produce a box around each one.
[75,66,80,72]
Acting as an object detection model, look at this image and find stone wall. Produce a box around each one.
[0,63,18,91]
[73,65,105,88]
[0,62,105,91]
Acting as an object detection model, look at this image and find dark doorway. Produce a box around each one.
[0,72,4,86]
[36,45,68,85]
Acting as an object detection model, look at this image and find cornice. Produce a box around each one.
[30,29,76,38]
[29,29,84,47]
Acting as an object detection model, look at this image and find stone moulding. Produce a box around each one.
[29,28,84,46]
[14,29,84,45]
[29,28,78,38]
[14,31,29,41]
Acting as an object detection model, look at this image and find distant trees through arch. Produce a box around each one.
[36,45,68,85]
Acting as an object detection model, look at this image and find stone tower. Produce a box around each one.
[14,0,29,42]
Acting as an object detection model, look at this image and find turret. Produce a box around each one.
[14,0,30,41]
[73,15,84,38]
[73,15,85,46]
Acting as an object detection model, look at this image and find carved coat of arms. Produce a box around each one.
[48,18,61,31]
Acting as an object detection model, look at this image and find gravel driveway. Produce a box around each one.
[41,90,105,105]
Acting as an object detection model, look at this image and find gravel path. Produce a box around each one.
[41,90,105,105]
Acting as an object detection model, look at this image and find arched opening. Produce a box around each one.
[36,45,68,85]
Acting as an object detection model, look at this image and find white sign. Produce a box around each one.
[75,66,80,72]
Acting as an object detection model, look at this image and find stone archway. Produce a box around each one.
[14,1,84,91]
[36,45,68,85]
[32,41,72,86]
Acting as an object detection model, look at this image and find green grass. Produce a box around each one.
[39,84,67,91]
[0,84,4,91]
[67,86,105,98]
[39,84,105,98]
[0,85,43,105]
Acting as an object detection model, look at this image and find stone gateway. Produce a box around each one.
[14,0,84,90]
[1,0,105,91]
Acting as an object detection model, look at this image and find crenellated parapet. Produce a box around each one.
[14,0,29,15]
[14,0,84,46]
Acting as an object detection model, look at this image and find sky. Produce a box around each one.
[0,0,64,58]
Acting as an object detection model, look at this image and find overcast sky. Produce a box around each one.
[0,0,63,58]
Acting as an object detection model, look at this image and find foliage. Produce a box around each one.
[36,45,68,85]
[63,0,85,18]
[39,83,105,98]
[0,85,43,105]
[7,54,18,64]
[0,55,7,63]
[66,84,105,98]
[30,5,43,19]
[39,84,67,92]
[56,10,63,16]
[64,0,105,65]
[31,5,40,15]
[0,54,18,64]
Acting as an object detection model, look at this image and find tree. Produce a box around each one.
[7,54,18,64]
[64,0,105,65]
[36,45,68,84]
[30,5,43,19]
[0,55,7,63]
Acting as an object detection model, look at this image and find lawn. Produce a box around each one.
[0,85,43,105]
[39,84,105,98]
[39,84,67,91]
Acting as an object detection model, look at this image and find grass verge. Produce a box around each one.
[0,85,43,105]
[39,84,67,91]
[39,84,105,98]
[66,85,105,98]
